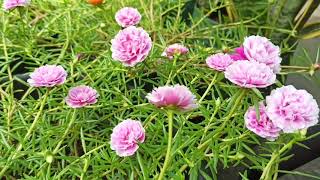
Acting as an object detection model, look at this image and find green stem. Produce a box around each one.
[80,158,89,180]
[56,144,106,178]
[281,65,310,70]
[2,14,14,141]
[0,89,50,177]
[18,8,27,35]
[137,151,147,180]
[198,72,218,104]
[166,56,178,85]
[179,90,246,173]
[158,110,174,180]
[53,109,77,154]
[5,88,35,142]
[260,139,297,180]
[197,89,246,150]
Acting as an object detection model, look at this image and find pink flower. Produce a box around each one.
[162,44,188,59]
[230,46,247,61]
[266,85,319,133]
[27,65,67,87]
[66,85,99,108]
[146,85,197,111]
[243,35,282,73]
[3,0,28,10]
[206,53,233,71]
[245,103,281,141]
[110,119,145,157]
[225,61,276,88]
[115,7,141,27]
[111,26,152,67]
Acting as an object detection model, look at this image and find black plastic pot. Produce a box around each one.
[276,37,320,178]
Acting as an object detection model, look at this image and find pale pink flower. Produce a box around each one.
[27,65,67,87]
[146,85,197,111]
[266,85,319,133]
[206,53,233,71]
[245,103,281,141]
[3,0,28,10]
[110,119,145,157]
[115,7,141,27]
[243,35,282,73]
[162,44,188,59]
[111,26,152,67]
[66,85,98,108]
[229,46,247,61]
[224,61,276,88]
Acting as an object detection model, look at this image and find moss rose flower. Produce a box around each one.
[206,53,233,71]
[162,44,188,59]
[245,103,281,141]
[66,85,99,108]
[111,26,152,67]
[146,85,197,111]
[266,85,319,133]
[243,35,282,73]
[230,46,247,61]
[115,7,141,27]
[27,65,67,87]
[225,60,276,88]
[110,119,145,157]
[3,0,28,10]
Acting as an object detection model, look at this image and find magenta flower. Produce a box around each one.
[206,53,233,71]
[230,46,247,61]
[225,61,276,88]
[3,0,28,10]
[115,7,141,27]
[66,85,99,108]
[266,85,319,133]
[110,119,145,157]
[27,65,67,87]
[146,85,198,111]
[111,26,152,67]
[243,35,282,73]
[245,103,281,141]
[162,44,188,59]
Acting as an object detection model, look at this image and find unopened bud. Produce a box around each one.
[222,46,230,53]
[299,128,307,139]
[45,151,54,163]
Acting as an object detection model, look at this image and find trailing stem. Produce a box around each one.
[0,89,50,177]
[53,109,77,154]
[166,56,178,85]
[158,110,174,180]
[198,88,247,150]
[260,139,297,180]
[179,88,247,173]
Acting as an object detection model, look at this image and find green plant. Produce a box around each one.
[0,0,319,179]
